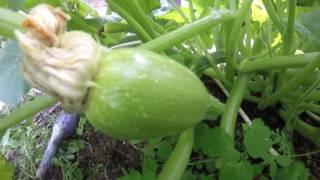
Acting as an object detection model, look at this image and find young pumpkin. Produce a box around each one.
[15,4,213,139]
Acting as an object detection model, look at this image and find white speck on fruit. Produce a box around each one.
[134,54,149,66]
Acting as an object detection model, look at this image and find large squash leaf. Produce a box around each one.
[0,40,29,105]
[298,9,320,52]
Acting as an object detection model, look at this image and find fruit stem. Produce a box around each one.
[205,95,225,121]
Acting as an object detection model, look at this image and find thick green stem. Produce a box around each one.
[287,90,320,102]
[298,103,320,113]
[226,0,253,82]
[228,0,237,11]
[157,128,194,180]
[259,57,320,109]
[0,95,56,133]
[69,12,97,35]
[169,0,190,23]
[280,111,320,147]
[122,0,157,38]
[220,73,250,141]
[108,0,152,41]
[282,0,296,55]
[140,10,235,52]
[0,7,24,39]
[295,120,320,148]
[277,0,297,90]
[238,52,320,72]
[262,0,285,33]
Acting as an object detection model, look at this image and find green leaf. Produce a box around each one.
[118,169,142,180]
[244,119,272,159]
[199,174,212,180]
[8,0,25,10]
[157,141,173,161]
[253,163,265,176]
[0,0,8,7]
[0,7,24,39]
[5,0,60,10]
[298,9,320,52]
[138,0,160,14]
[141,158,157,180]
[193,0,214,10]
[275,161,309,180]
[275,155,291,167]
[74,0,99,18]
[0,155,15,180]
[297,0,316,6]
[195,125,240,162]
[100,33,126,46]
[181,171,196,180]
[0,40,30,105]
[219,161,254,180]
[156,8,191,24]
[104,22,129,33]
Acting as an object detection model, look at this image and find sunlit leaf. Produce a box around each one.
[156,8,191,24]
[251,1,268,23]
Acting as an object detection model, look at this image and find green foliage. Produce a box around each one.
[219,161,254,180]
[195,124,240,162]
[275,161,309,180]
[1,0,320,179]
[244,119,272,159]
[0,155,14,180]
[0,7,24,39]
[0,0,7,8]
[118,158,158,180]
[156,8,191,24]
[299,9,320,52]
[0,40,29,105]
[138,0,160,14]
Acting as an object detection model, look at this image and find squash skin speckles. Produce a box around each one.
[85,48,210,139]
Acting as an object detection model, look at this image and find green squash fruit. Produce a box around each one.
[85,48,209,139]
[14,4,210,139]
